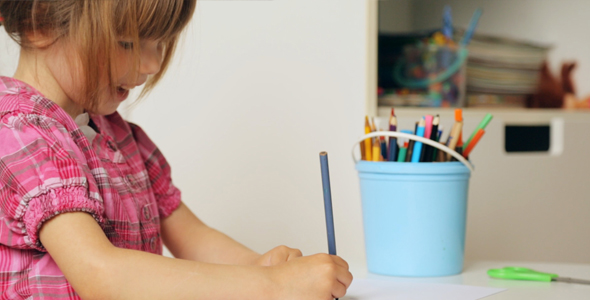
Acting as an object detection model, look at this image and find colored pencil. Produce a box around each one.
[465,113,493,149]
[405,140,414,162]
[405,122,418,162]
[446,109,463,161]
[388,108,398,161]
[423,115,439,162]
[364,116,371,161]
[463,129,485,158]
[421,115,434,162]
[442,5,453,39]
[460,8,483,47]
[400,130,413,162]
[411,118,426,163]
[424,115,434,144]
[319,152,337,258]
[432,124,443,162]
[436,146,445,162]
[380,136,387,161]
[397,142,409,162]
[372,138,381,162]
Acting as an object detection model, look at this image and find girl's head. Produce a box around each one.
[0,0,196,116]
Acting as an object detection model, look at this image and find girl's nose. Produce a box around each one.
[140,44,163,75]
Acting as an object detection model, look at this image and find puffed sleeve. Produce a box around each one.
[127,123,181,218]
[0,113,104,251]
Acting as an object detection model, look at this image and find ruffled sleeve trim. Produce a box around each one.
[23,186,105,251]
[157,187,181,219]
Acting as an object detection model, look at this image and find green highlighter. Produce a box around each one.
[488,267,590,285]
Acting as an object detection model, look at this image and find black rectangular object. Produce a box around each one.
[505,125,550,152]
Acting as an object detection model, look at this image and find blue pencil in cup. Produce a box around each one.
[442,5,453,39]
[388,108,398,161]
[411,118,426,162]
[460,8,483,47]
[319,152,338,300]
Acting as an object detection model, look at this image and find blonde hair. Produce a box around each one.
[0,0,197,112]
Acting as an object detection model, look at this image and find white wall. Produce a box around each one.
[0,34,19,75]
[124,0,369,266]
[408,0,590,96]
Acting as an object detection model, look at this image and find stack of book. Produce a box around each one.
[456,30,551,108]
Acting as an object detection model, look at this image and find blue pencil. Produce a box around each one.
[460,8,483,46]
[411,118,426,163]
[319,152,338,300]
[442,5,453,39]
[319,152,337,256]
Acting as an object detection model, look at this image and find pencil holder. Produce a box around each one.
[353,132,473,277]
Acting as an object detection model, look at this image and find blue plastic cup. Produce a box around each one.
[353,132,473,277]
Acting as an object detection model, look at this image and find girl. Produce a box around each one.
[0,1,352,299]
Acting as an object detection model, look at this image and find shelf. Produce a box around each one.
[377,106,590,124]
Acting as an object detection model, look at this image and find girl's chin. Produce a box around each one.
[93,102,122,116]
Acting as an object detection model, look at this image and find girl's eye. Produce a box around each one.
[118,41,134,50]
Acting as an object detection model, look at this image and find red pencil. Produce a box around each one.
[463,129,485,158]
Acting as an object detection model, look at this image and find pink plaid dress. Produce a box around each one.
[0,76,181,299]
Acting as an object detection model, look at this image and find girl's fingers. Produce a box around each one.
[332,281,349,299]
[287,248,303,260]
[335,264,354,289]
[266,247,302,265]
[270,253,284,266]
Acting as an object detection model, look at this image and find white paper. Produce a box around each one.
[342,278,506,300]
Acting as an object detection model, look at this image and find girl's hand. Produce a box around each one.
[254,245,303,266]
[268,253,353,300]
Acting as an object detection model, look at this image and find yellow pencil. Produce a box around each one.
[360,136,366,161]
[372,138,381,162]
[364,116,372,161]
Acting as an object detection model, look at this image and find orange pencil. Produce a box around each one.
[463,129,485,158]
[446,109,463,161]
[364,116,372,161]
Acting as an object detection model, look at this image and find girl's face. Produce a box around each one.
[45,37,164,116]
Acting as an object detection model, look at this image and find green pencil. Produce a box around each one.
[397,146,408,162]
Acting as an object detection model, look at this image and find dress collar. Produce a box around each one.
[74,112,98,143]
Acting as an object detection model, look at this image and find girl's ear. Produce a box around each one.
[24,29,57,49]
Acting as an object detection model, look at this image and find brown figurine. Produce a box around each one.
[529,61,590,109]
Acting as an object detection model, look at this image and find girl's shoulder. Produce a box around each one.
[0,76,75,130]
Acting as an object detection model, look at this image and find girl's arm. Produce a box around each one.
[161,202,303,266]
[39,211,352,300]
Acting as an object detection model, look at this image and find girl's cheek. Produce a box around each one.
[114,52,134,77]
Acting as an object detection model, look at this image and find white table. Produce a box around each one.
[352,261,590,299]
